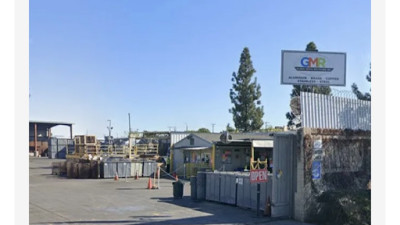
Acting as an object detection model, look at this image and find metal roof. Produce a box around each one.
[29,120,73,125]
[29,120,73,129]
[230,133,274,141]
[189,132,275,144]
[192,133,222,143]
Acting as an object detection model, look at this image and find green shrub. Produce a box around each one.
[310,190,370,225]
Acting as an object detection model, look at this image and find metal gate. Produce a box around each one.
[272,133,296,218]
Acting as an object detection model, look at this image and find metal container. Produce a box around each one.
[235,173,252,209]
[143,161,157,177]
[250,181,258,210]
[48,151,57,159]
[48,138,74,159]
[190,176,197,200]
[100,161,118,178]
[205,172,221,202]
[48,138,57,159]
[130,162,143,177]
[117,160,131,178]
[214,172,221,202]
[219,172,237,205]
[57,149,66,159]
[196,171,206,200]
[205,172,212,201]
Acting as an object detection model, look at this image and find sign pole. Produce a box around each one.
[257,183,260,217]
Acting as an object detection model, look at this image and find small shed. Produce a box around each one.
[29,120,73,156]
[172,133,221,178]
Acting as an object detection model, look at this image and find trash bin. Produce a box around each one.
[173,180,184,199]
[190,176,197,200]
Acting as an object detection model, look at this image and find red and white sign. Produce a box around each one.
[250,169,268,183]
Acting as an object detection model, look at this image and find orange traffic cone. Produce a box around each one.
[264,196,271,216]
[135,171,139,180]
[114,173,119,181]
[147,177,152,189]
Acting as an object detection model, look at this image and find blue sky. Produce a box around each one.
[29,0,371,138]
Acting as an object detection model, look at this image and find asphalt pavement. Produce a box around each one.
[30,157,315,225]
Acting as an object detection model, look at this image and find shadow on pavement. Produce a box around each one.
[35,216,169,224]
[138,196,275,225]
[116,187,149,191]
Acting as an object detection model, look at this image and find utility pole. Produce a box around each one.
[128,113,132,134]
[211,123,216,133]
[107,120,113,144]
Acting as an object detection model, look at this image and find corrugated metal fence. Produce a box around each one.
[301,92,371,130]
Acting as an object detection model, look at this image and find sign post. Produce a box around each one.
[250,168,268,216]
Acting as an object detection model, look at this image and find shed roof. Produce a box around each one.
[230,133,274,141]
[29,120,73,130]
[191,133,222,143]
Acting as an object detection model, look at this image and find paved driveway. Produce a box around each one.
[30,158,314,225]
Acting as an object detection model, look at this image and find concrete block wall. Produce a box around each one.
[294,128,371,222]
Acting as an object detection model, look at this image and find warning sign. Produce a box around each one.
[250,169,268,183]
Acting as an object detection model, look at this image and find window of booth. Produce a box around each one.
[222,150,232,164]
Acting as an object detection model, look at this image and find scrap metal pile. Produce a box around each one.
[51,135,164,179]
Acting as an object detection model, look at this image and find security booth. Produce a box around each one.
[252,140,274,173]
[214,140,251,171]
[171,133,221,178]
[214,133,274,172]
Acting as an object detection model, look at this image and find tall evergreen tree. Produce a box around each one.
[286,42,332,128]
[290,42,332,97]
[229,47,264,132]
[351,64,371,101]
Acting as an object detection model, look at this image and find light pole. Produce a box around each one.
[107,120,113,145]
[128,113,131,134]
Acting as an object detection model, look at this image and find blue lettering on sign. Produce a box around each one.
[312,161,321,179]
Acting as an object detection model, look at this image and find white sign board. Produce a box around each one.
[281,50,346,86]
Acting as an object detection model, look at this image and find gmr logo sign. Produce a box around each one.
[281,50,346,86]
[301,57,325,67]
[295,57,333,72]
